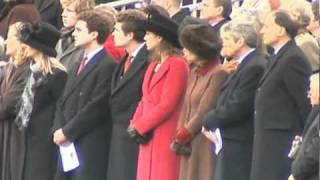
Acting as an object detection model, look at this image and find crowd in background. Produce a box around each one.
[0,0,319,180]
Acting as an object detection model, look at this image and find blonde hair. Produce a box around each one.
[61,0,95,13]
[8,22,29,67]
[9,43,29,67]
[28,47,67,75]
[151,38,182,63]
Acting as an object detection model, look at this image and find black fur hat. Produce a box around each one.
[179,23,222,60]
[135,9,181,48]
[19,21,60,57]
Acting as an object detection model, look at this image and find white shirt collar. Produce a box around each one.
[238,48,255,64]
[273,42,287,55]
[84,46,104,64]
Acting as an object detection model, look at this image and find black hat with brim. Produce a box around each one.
[19,22,60,57]
[135,11,181,48]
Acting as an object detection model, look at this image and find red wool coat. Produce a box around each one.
[131,56,189,180]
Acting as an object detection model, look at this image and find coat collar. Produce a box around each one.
[61,49,106,103]
[221,50,259,90]
[195,59,220,76]
[258,40,295,86]
[111,45,149,96]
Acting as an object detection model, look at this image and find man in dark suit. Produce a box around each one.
[107,9,149,180]
[202,21,267,180]
[52,11,116,180]
[199,0,232,33]
[250,10,312,180]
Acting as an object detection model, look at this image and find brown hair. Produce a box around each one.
[151,38,182,62]
[116,9,146,42]
[78,11,112,44]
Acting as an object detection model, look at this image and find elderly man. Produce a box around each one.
[250,10,312,180]
[202,21,267,180]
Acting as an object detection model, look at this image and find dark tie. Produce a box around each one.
[77,57,87,75]
[123,55,133,74]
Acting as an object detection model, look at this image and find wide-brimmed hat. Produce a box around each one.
[19,22,60,57]
[135,10,181,48]
[179,23,221,60]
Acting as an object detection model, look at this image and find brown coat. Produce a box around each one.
[177,61,228,180]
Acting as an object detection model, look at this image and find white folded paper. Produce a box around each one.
[211,128,223,155]
[59,142,80,172]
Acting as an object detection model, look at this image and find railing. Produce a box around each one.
[104,0,242,16]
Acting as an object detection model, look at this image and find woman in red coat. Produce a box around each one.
[128,10,189,180]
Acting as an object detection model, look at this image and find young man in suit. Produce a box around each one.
[251,10,312,180]
[107,9,149,180]
[52,11,116,180]
[202,21,267,180]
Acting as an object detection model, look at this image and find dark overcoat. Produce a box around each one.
[202,50,268,180]
[0,63,67,180]
[107,46,149,180]
[53,49,116,180]
[251,40,312,180]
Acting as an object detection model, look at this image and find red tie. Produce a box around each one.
[123,55,133,74]
[77,57,87,75]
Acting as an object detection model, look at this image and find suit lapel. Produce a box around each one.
[258,41,294,86]
[111,46,148,96]
[61,49,105,103]
[221,50,258,90]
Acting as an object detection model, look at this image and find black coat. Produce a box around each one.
[107,45,149,180]
[0,63,67,180]
[53,49,116,180]
[291,106,319,180]
[33,0,63,29]
[202,50,267,180]
[250,40,312,180]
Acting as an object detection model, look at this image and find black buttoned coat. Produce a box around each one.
[53,49,116,180]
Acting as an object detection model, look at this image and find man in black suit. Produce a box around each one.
[250,10,312,180]
[199,0,232,33]
[107,10,149,180]
[52,11,116,180]
[202,21,267,180]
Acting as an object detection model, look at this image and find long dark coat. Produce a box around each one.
[0,62,67,180]
[107,46,149,180]
[251,40,312,180]
[202,50,268,180]
[53,49,116,180]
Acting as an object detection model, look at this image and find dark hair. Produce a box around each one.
[274,10,298,38]
[142,4,170,17]
[214,0,232,19]
[312,0,319,21]
[78,11,112,44]
[151,38,181,62]
[116,9,146,43]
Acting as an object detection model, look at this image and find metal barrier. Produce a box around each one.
[104,0,242,16]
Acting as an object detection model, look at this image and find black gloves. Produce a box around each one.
[170,141,192,156]
[127,126,153,144]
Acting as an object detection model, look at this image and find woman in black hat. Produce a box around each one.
[127,10,189,180]
[0,21,67,180]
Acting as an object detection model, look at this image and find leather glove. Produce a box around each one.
[174,127,192,145]
[170,141,191,156]
[127,126,153,144]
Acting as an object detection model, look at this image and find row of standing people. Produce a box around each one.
[0,0,319,180]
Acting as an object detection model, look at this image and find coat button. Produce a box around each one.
[79,92,83,96]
